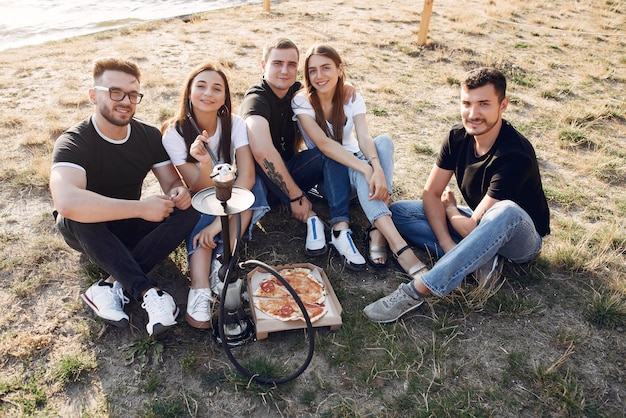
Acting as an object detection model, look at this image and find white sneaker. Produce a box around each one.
[80,279,129,327]
[185,288,214,329]
[331,229,366,271]
[305,216,327,256]
[141,288,179,337]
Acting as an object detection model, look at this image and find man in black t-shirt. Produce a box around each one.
[50,58,198,337]
[364,67,550,323]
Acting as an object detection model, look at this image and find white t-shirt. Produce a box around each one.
[162,114,248,167]
[291,91,365,153]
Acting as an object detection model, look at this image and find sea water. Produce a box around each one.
[0,0,261,52]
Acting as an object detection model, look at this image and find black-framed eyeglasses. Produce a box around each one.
[93,86,144,104]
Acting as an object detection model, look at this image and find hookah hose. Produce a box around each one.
[217,215,315,384]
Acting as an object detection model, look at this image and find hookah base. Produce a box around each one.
[213,308,255,347]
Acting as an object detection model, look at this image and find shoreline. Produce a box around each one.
[0,0,262,53]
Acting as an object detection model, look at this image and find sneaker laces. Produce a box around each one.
[112,286,130,308]
[335,230,358,254]
[189,289,213,315]
[141,290,169,316]
[383,285,418,307]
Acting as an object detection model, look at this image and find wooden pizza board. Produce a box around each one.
[246,263,343,340]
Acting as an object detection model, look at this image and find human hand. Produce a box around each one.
[141,195,175,222]
[169,186,192,210]
[441,187,457,209]
[368,169,389,201]
[189,131,214,164]
[192,221,221,250]
[290,195,312,223]
[343,82,357,104]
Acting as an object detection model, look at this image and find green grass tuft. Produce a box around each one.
[584,291,626,328]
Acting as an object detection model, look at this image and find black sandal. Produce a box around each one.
[393,245,429,280]
[364,226,388,268]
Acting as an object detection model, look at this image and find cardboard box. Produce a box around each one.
[246,263,343,340]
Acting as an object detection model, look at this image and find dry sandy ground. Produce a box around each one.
[0,0,624,416]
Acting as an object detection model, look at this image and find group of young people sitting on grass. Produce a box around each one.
[49,38,550,337]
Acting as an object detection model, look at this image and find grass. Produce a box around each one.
[122,339,165,367]
[52,353,98,385]
[137,395,189,418]
[0,0,625,416]
[0,377,48,416]
[585,291,626,329]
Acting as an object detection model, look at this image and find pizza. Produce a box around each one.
[252,267,328,322]
[253,298,327,323]
[253,277,291,298]
[253,267,326,304]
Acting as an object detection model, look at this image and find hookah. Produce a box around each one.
[189,127,315,384]
[206,163,254,347]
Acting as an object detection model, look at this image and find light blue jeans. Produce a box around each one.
[349,135,394,224]
[389,199,543,296]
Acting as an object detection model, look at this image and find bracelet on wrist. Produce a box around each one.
[289,193,305,206]
[367,156,379,164]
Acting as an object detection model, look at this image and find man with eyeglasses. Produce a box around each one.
[50,58,199,337]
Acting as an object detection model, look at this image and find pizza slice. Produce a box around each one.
[279,268,326,304]
[253,277,291,298]
[254,297,328,323]
[300,301,327,322]
[254,298,302,321]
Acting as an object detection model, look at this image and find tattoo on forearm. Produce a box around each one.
[263,159,289,196]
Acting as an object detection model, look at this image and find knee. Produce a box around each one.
[177,207,201,227]
[389,201,401,215]
[374,135,393,152]
[55,215,90,252]
[390,200,423,219]
[484,200,524,222]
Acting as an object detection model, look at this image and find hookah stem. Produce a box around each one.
[219,211,232,269]
[187,111,218,165]
[217,212,241,344]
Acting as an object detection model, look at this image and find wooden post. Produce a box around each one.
[264,0,270,12]
[417,0,434,45]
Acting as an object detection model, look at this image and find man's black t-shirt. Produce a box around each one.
[436,120,550,236]
[52,117,170,200]
[239,79,302,162]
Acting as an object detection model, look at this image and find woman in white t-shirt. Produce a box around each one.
[292,44,428,282]
[162,62,268,329]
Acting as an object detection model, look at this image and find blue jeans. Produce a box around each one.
[389,200,469,257]
[248,175,271,236]
[349,135,394,224]
[256,147,351,227]
[55,207,199,301]
[187,175,270,256]
[390,200,543,296]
